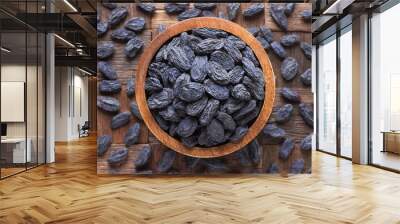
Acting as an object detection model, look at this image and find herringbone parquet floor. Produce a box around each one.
[0,136,399,224]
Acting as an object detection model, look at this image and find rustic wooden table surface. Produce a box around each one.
[97,3,312,176]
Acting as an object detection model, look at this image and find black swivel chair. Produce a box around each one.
[79,121,90,138]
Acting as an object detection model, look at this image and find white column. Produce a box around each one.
[46,33,55,163]
[352,14,369,164]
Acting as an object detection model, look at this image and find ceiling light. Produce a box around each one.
[322,0,355,15]
[323,0,341,14]
[78,67,93,76]
[63,0,78,12]
[54,34,75,48]
[1,47,11,53]
[76,48,85,55]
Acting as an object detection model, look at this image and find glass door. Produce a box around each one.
[339,26,352,159]
[27,30,38,169]
[1,31,28,178]
[370,2,400,171]
[37,32,45,166]
[0,0,47,179]
[317,35,337,155]
[316,22,353,159]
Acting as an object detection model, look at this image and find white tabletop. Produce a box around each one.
[1,138,27,143]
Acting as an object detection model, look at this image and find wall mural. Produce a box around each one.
[97,2,313,175]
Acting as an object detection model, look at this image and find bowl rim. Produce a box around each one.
[136,17,275,158]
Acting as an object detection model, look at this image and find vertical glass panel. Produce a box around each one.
[26,0,39,169]
[339,28,352,158]
[38,32,45,165]
[317,36,337,154]
[27,30,38,169]
[1,31,27,177]
[371,4,400,171]
[0,0,46,178]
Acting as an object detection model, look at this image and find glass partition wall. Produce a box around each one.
[316,25,353,159]
[339,26,352,159]
[370,3,400,171]
[0,1,46,179]
[317,35,337,155]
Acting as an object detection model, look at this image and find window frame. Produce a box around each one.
[315,20,353,160]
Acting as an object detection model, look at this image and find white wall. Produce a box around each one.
[72,73,89,138]
[1,63,46,164]
[54,66,89,141]
[1,65,26,139]
[55,66,69,141]
[1,65,38,138]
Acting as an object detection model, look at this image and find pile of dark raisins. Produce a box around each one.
[97,2,313,173]
[145,28,265,148]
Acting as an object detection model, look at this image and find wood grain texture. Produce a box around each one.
[264,4,311,32]
[2,137,400,223]
[136,17,275,158]
[97,3,312,175]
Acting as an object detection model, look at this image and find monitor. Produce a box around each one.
[1,123,7,137]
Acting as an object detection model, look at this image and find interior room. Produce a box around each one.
[0,0,96,179]
[52,2,97,143]
[370,3,400,171]
[54,66,92,141]
[0,7,46,178]
[0,1,400,223]
[315,0,400,171]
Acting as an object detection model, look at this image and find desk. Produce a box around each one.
[382,131,400,154]
[1,138,31,163]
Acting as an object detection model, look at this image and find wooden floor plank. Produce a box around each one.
[0,135,400,223]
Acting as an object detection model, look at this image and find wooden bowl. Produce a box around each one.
[136,17,275,158]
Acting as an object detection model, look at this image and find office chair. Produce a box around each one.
[79,121,90,138]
